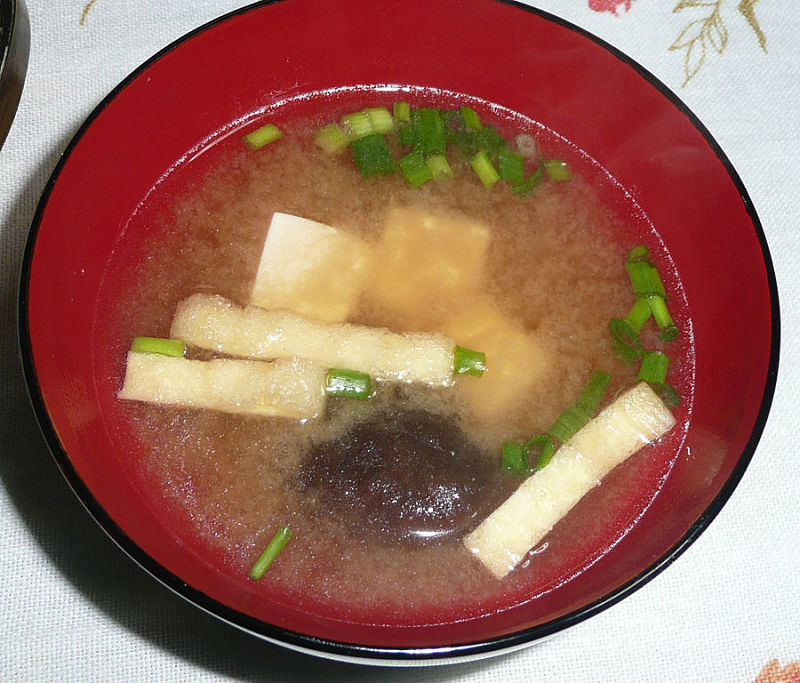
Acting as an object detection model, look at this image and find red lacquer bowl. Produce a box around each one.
[18,0,778,665]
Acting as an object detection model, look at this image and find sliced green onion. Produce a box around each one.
[454,345,486,377]
[398,150,433,187]
[638,351,670,384]
[248,526,292,581]
[647,295,680,341]
[470,150,500,189]
[475,125,507,160]
[411,107,446,156]
[651,382,681,408]
[524,434,555,471]
[444,108,463,129]
[460,105,482,131]
[609,317,643,363]
[575,370,611,416]
[544,159,571,181]
[449,127,478,158]
[366,107,394,134]
[501,441,528,476]
[511,165,544,196]
[130,336,185,357]
[396,122,417,147]
[349,133,395,177]
[326,368,373,400]
[393,101,411,124]
[314,123,350,153]
[425,153,454,180]
[242,123,282,151]
[624,297,653,333]
[548,404,588,444]
[625,260,667,299]
[497,148,526,185]
[627,244,651,263]
[660,325,680,342]
[549,370,610,443]
[341,110,374,139]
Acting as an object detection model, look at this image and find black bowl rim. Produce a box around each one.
[0,0,29,149]
[17,0,781,665]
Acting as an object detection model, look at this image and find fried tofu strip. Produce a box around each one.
[118,351,326,419]
[464,382,676,579]
[170,293,456,386]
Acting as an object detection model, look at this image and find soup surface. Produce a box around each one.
[101,100,690,622]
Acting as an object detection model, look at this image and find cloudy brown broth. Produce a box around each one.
[108,108,680,618]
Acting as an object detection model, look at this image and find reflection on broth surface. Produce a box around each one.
[108,102,686,617]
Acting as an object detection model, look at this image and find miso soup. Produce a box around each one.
[102,98,690,623]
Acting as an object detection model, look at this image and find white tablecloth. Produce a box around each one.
[2,2,797,681]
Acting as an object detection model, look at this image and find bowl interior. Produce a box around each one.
[20,0,777,661]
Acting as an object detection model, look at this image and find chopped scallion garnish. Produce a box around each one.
[638,351,670,385]
[543,159,571,181]
[627,245,651,263]
[317,103,555,196]
[454,345,486,377]
[398,151,433,187]
[501,440,528,476]
[314,123,349,153]
[475,125,507,160]
[349,133,395,177]
[625,261,667,299]
[549,370,610,443]
[460,105,482,131]
[497,148,526,185]
[425,153,454,180]
[393,101,411,124]
[342,110,374,139]
[470,150,500,189]
[624,297,652,333]
[248,526,292,581]
[130,336,186,357]
[397,122,417,147]
[609,317,643,364]
[366,107,394,134]
[548,404,588,445]
[575,370,612,416]
[326,368,373,400]
[647,295,680,341]
[511,165,544,196]
[242,123,282,151]
[525,434,554,471]
[411,107,447,156]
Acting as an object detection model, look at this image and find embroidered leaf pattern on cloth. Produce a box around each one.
[588,0,768,87]
[670,0,767,86]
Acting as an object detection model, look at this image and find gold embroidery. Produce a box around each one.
[670,1,727,86]
[670,0,768,86]
[80,0,99,27]
[738,0,767,51]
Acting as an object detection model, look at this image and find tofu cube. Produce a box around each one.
[442,300,548,420]
[251,212,374,323]
[366,206,490,329]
